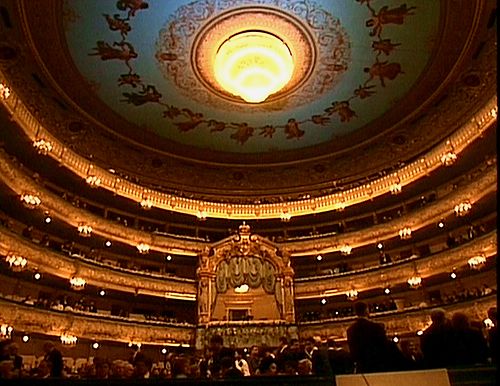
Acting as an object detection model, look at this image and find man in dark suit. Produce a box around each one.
[420,308,455,368]
[347,301,394,373]
[43,342,63,377]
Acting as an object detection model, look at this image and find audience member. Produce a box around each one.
[451,312,488,366]
[420,308,455,368]
[43,342,63,377]
[347,301,396,373]
[486,307,497,363]
[326,338,354,375]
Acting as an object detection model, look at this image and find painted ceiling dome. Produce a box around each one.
[0,0,495,203]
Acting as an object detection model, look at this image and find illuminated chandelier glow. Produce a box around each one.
[70,277,86,290]
[454,201,472,216]
[140,197,154,210]
[0,82,10,99]
[468,255,486,269]
[86,175,101,187]
[0,324,13,339]
[346,289,358,301]
[20,193,41,208]
[440,152,457,166]
[214,31,294,103]
[407,276,422,288]
[340,245,352,255]
[33,139,53,155]
[77,223,93,237]
[389,183,402,195]
[136,242,151,254]
[60,334,78,345]
[399,227,412,240]
[5,254,28,271]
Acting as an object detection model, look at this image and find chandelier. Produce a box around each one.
[280,211,291,222]
[399,227,412,240]
[214,31,294,103]
[346,289,358,301]
[389,183,402,195]
[468,255,486,270]
[454,201,472,216]
[340,245,352,255]
[85,175,101,187]
[407,276,422,288]
[5,254,28,271]
[440,152,457,166]
[0,82,10,99]
[70,277,86,290]
[140,197,154,210]
[20,193,41,209]
[0,324,13,339]
[196,210,207,221]
[136,242,150,254]
[77,223,93,237]
[33,139,53,155]
[60,334,78,345]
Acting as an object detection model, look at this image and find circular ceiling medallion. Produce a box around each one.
[157,4,350,111]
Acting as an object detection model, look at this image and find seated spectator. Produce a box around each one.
[420,308,455,368]
[326,338,354,375]
[258,356,278,376]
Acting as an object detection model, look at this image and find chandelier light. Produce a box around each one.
[136,242,151,254]
[407,276,422,288]
[140,197,154,210]
[70,277,86,290]
[280,211,291,222]
[346,289,358,301]
[389,183,402,195]
[440,152,457,166]
[0,324,13,339]
[468,255,486,270]
[85,175,101,187]
[340,245,352,255]
[0,82,10,99]
[399,227,412,240]
[60,334,78,345]
[33,139,53,155]
[5,254,28,271]
[20,193,41,209]
[214,31,294,103]
[454,201,472,216]
[77,223,93,237]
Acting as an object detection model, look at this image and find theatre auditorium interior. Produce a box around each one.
[0,0,497,384]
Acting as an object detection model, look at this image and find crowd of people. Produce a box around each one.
[0,303,496,380]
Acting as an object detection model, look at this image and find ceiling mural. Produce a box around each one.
[63,0,440,153]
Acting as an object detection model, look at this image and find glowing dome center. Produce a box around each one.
[214,31,294,103]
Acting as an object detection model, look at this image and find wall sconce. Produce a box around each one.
[346,289,358,301]
[0,324,13,339]
[0,82,10,99]
[407,276,422,289]
[399,227,412,240]
[340,245,352,255]
[468,255,486,270]
[85,175,101,187]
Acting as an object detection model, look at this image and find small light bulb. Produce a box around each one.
[161,348,167,355]
[393,336,399,343]
[92,342,99,349]
[34,272,41,280]
[316,254,322,261]
[417,330,423,336]
[438,221,444,228]
[22,335,29,343]
[105,240,112,247]
[99,290,106,296]
[45,216,52,224]
[450,272,457,279]
[377,243,383,250]
[166,255,172,261]
[321,298,327,305]
[384,288,391,294]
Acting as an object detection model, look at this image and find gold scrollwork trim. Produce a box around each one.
[0,298,195,345]
[0,70,496,220]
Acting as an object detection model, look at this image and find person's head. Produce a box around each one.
[290,338,300,352]
[430,308,447,325]
[249,345,259,357]
[304,337,316,351]
[43,342,55,354]
[134,355,152,377]
[172,356,189,378]
[279,337,288,347]
[259,356,278,375]
[297,358,312,375]
[451,312,470,330]
[353,301,369,317]
[95,361,110,379]
[7,343,18,356]
[209,334,224,352]
[327,338,338,348]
